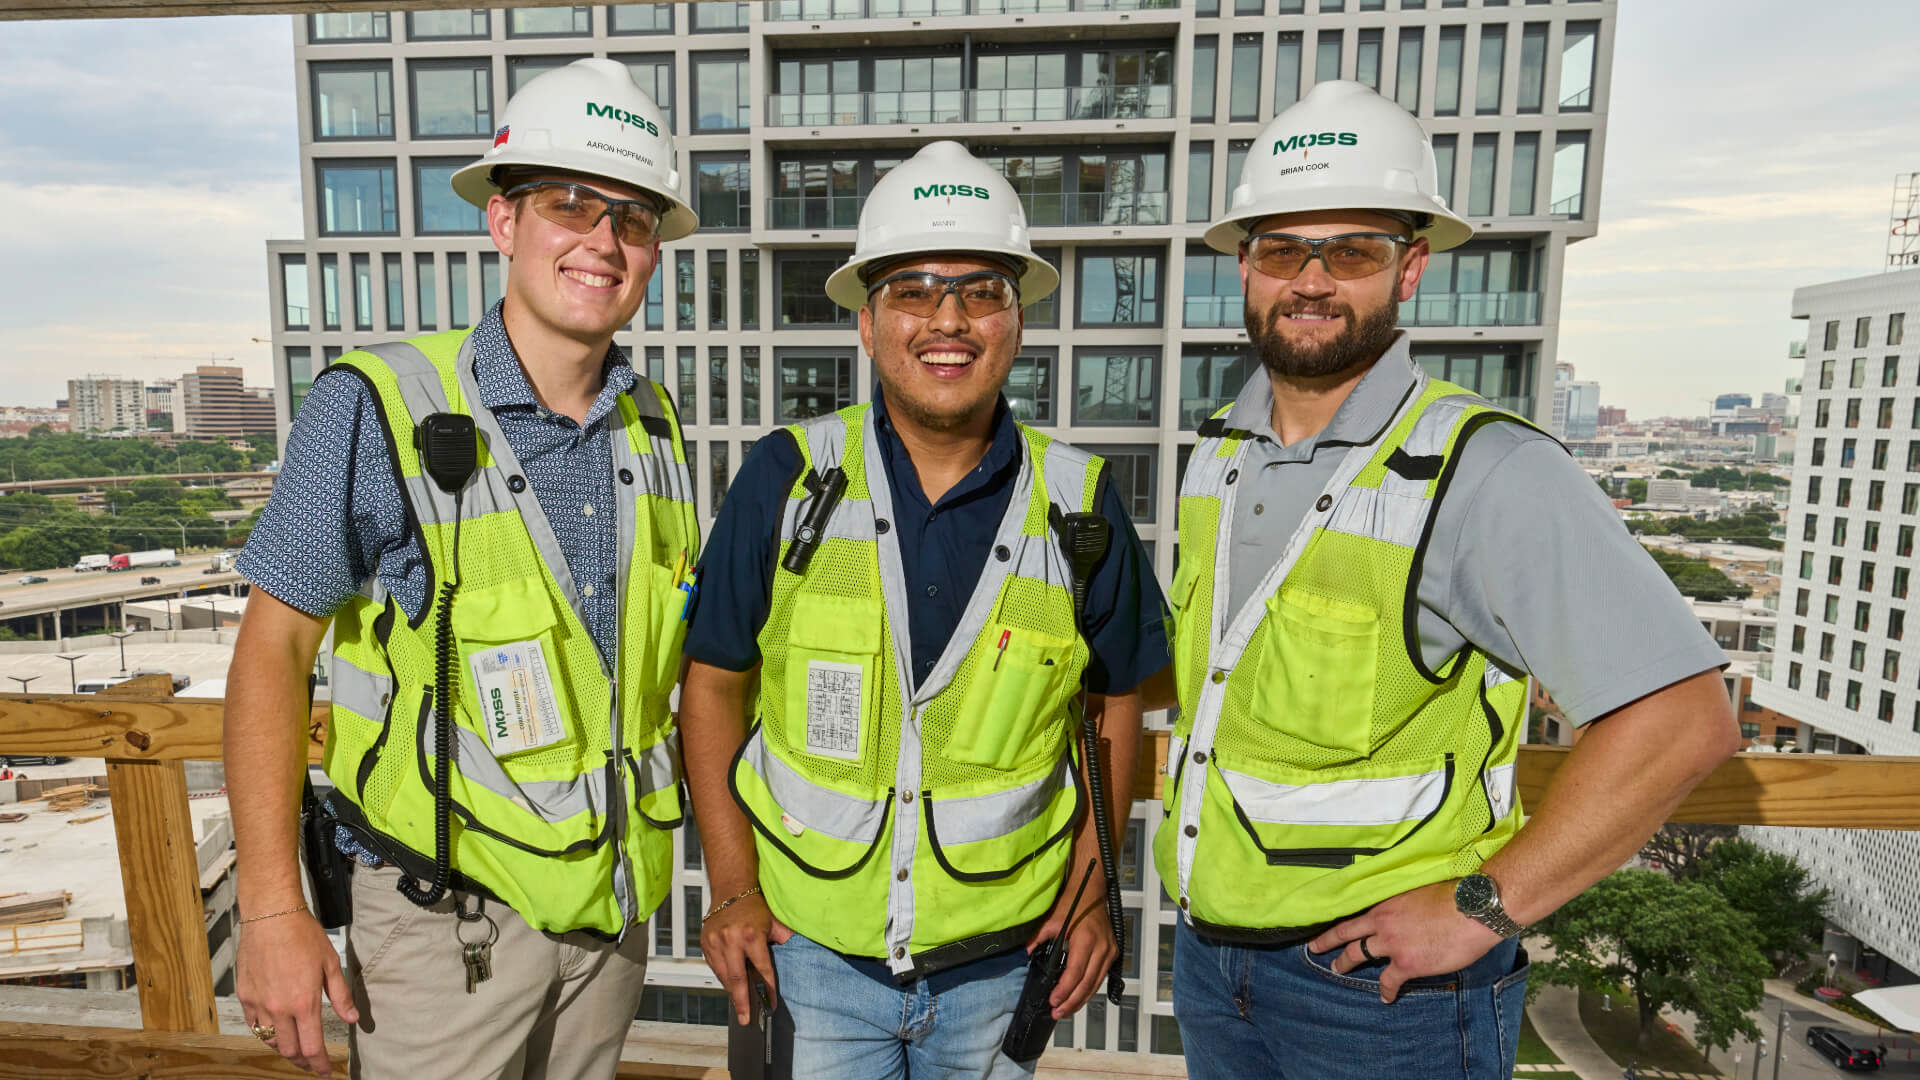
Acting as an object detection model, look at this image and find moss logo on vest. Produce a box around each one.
[585,101,660,138]
[1272,131,1360,156]
[912,183,991,203]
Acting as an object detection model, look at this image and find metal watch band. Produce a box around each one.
[1470,905,1525,939]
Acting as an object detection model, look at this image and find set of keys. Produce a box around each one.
[456,896,498,994]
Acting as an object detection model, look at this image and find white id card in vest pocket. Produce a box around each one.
[469,640,568,756]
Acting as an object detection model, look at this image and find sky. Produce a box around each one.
[0,3,1918,417]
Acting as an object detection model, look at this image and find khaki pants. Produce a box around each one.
[346,863,649,1080]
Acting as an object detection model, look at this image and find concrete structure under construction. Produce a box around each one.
[1751,267,1920,980]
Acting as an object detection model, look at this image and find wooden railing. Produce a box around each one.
[0,919,84,957]
[4,682,1920,1077]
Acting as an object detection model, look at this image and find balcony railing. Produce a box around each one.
[765,84,1173,127]
[765,0,1175,19]
[1183,295,1245,329]
[767,191,1169,230]
[6,677,1920,1075]
[1398,290,1542,327]
[1789,340,1807,358]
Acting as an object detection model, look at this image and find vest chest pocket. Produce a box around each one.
[782,592,883,767]
[948,625,1076,772]
[642,561,690,696]
[451,577,579,761]
[1249,590,1378,760]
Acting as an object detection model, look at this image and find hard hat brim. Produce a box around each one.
[1203,187,1474,256]
[450,152,700,243]
[825,246,1060,313]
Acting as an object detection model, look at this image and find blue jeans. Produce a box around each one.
[771,932,1038,1080]
[1173,918,1530,1080]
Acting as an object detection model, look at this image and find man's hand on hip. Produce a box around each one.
[237,908,358,1075]
[1307,880,1505,1004]
[699,891,791,1025]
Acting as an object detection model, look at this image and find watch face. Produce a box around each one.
[1456,874,1498,916]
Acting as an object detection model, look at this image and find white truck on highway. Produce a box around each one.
[205,552,238,574]
[72,553,110,572]
[108,549,180,572]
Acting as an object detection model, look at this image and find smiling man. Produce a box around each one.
[677,141,1168,1078]
[1156,81,1740,1079]
[226,60,699,1078]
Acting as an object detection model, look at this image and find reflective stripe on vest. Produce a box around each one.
[320,330,697,935]
[734,404,1099,974]
[1157,373,1531,934]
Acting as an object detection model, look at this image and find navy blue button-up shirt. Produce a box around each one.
[685,389,1169,695]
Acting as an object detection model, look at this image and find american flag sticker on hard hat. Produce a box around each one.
[493,126,510,148]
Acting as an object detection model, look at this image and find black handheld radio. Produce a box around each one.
[396,412,477,909]
[1001,858,1101,1063]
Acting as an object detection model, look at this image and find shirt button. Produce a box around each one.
[1184,824,1198,838]
[1211,671,1226,684]
[582,585,595,598]
[928,511,938,523]
[926,584,939,597]
[894,947,907,960]
[896,868,909,881]
[1193,751,1207,764]
[583,503,595,516]
[1180,896,1190,910]
[901,791,914,805]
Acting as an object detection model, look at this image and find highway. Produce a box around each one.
[0,559,245,621]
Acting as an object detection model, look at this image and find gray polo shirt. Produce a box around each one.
[1218,333,1725,725]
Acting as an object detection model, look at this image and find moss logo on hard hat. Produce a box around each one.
[1272,132,1359,155]
[912,184,991,202]
[586,101,660,138]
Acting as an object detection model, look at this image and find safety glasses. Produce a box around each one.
[868,271,1020,319]
[1243,232,1409,281]
[505,181,663,246]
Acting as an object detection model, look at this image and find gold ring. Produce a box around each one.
[251,1023,276,1043]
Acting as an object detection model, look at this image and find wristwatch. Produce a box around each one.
[1454,873,1525,938]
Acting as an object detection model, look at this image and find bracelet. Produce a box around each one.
[702,886,762,923]
[240,903,308,925]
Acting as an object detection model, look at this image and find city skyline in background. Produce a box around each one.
[1,1,1917,419]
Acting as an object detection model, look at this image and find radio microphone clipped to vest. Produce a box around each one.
[781,465,848,576]
[399,412,480,910]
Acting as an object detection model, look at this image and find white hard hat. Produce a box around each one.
[450,58,697,242]
[1205,80,1472,255]
[824,140,1058,311]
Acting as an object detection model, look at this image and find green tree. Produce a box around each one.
[1643,549,1752,601]
[1537,870,1767,1055]
[1698,839,1828,970]
[1659,468,1683,479]
[1640,823,1737,881]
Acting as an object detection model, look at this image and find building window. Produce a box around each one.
[1007,350,1057,426]
[1814,399,1830,428]
[1395,27,1423,112]
[1181,347,1255,430]
[1314,28,1343,85]
[1475,24,1505,113]
[1837,477,1853,507]
[710,440,731,513]
[309,11,388,41]
[1897,567,1912,599]
[1901,524,1915,558]
[1890,608,1906,640]
[1798,551,1813,580]
[609,3,673,34]
[1275,32,1303,111]
[318,255,342,333]
[1806,474,1821,504]
[410,61,492,140]
[1803,513,1818,542]
[776,252,852,329]
[1845,679,1861,711]
[480,251,501,311]
[1191,36,1217,122]
[645,275,663,331]
[1814,670,1829,700]
[776,352,855,422]
[312,63,393,140]
[1851,355,1867,387]
[1856,601,1873,632]
[1559,20,1597,110]
[1870,478,1886,510]
[1861,561,1877,592]
[317,160,397,235]
[1077,249,1164,327]
[1025,247,1062,329]
[1841,437,1857,468]
[1184,248,1243,329]
[1820,628,1835,656]
[1786,662,1801,691]
[1884,356,1901,387]
[1828,554,1844,587]
[414,159,483,234]
[1467,134,1497,217]
[1879,397,1896,428]
[740,250,760,331]
[1884,651,1901,683]
[447,252,470,329]
[1356,28,1383,91]
[741,346,762,424]
[1509,132,1539,215]
[1516,22,1548,113]
[416,253,437,332]
[1855,315,1873,349]
[675,251,697,331]
[351,254,373,332]
[1791,625,1806,654]
[1550,131,1588,217]
[1845,397,1861,428]
[618,55,676,133]
[1874,440,1889,471]
[1432,134,1457,209]
[408,9,487,39]
[1074,351,1160,426]
[1880,690,1897,724]
[691,2,750,31]
[693,53,750,132]
[1810,437,1826,466]
[1186,142,1213,225]
[1794,588,1809,617]
[281,255,309,331]
[1906,484,1920,514]
[709,347,729,424]
[677,347,698,417]
[1434,26,1465,116]
[708,251,729,332]
[1823,320,1840,351]
[1230,34,1262,122]
[1890,312,1906,346]
[384,254,404,331]
[1850,640,1867,672]
[1084,446,1158,523]
[693,155,750,231]
[1819,358,1835,388]
[508,5,590,36]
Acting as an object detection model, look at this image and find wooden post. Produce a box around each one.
[100,675,219,1034]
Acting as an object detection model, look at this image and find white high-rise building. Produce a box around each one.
[1750,269,1919,977]
[267,0,1617,1053]
[66,376,148,433]
[1550,360,1599,439]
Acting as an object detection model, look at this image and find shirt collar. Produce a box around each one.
[467,300,637,426]
[1224,331,1420,449]
[870,384,1022,506]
